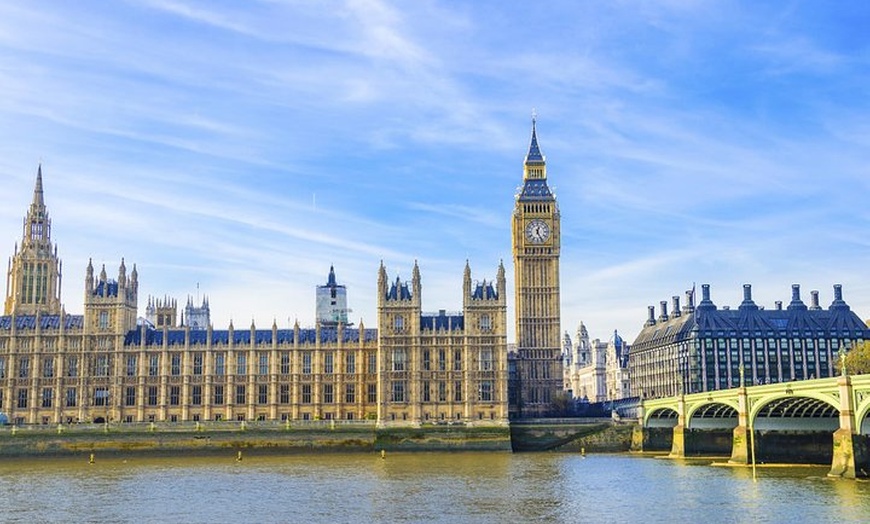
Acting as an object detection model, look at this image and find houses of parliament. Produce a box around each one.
[0,121,563,425]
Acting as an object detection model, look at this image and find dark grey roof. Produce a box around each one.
[124,327,378,346]
[632,285,870,350]
[0,314,84,331]
[518,179,554,201]
[420,312,464,331]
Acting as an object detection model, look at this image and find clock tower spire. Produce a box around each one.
[511,117,562,418]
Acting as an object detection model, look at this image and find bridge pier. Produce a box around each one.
[729,386,750,464]
[668,395,686,458]
[829,376,870,478]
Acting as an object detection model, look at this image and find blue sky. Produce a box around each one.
[1,1,868,343]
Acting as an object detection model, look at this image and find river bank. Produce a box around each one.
[0,419,634,457]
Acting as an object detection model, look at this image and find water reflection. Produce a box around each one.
[0,453,868,523]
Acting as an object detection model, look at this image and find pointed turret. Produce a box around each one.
[327,265,337,286]
[32,164,45,209]
[524,116,545,166]
[412,260,421,305]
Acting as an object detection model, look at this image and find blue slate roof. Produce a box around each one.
[420,312,464,332]
[0,314,84,331]
[93,280,119,297]
[632,286,870,350]
[518,179,554,201]
[525,120,545,165]
[472,282,498,300]
[387,277,412,300]
[124,327,378,347]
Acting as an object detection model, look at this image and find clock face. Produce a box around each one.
[525,219,550,244]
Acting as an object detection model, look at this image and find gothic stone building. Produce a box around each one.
[629,283,870,400]
[0,167,508,427]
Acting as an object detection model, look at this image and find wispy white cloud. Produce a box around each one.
[1,1,868,338]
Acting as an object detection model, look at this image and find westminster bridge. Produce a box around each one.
[635,374,870,478]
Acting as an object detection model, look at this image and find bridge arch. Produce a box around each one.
[749,392,840,425]
[685,400,739,429]
[854,396,870,435]
[644,407,678,428]
[748,393,840,465]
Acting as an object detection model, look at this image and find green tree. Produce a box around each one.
[842,340,870,376]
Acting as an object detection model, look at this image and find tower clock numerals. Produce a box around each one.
[525,219,550,244]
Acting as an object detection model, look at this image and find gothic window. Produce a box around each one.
[236,354,247,376]
[279,384,290,404]
[391,381,406,403]
[99,311,109,329]
[66,388,76,407]
[453,350,462,371]
[302,352,312,374]
[41,388,52,408]
[148,355,159,376]
[301,384,312,404]
[192,386,202,405]
[422,381,431,402]
[258,353,269,375]
[438,381,447,402]
[392,349,406,372]
[215,353,225,375]
[94,387,109,406]
[193,353,203,375]
[126,356,137,377]
[323,383,334,404]
[367,383,377,403]
[479,381,493,402]
[345,353,355,374]
[17,389,27,409]
[125,387,136,407]
[0,357,5,378]
[438,349,446,371]
[422,350,431,371]
[235,385,246,405]
[42,357,54,378]
[170,386,180,406]
[368,354,377,374]
[479,314,492,332]
[18,357,29,378]
[345,384,355,403]
[454,381,462,402]
[394,315,404,331]
[213,385,224,405]
[324,352,334,374]
[280,352,290,374]
[479,348,493,371]
[147,386,158,406]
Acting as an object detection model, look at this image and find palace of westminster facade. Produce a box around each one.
[0,121,564,425]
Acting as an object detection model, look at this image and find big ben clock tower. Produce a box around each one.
[512,117,562,418]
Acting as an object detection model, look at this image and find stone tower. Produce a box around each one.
[511,117,562,417]
[4,165,63,316]
[316,265,349,326]
[84,258,138,336]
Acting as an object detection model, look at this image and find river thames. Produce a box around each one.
[1,452,868,523]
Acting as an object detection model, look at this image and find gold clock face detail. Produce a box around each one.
[525,219,550,244]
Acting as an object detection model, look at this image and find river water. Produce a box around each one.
[1,452,868,523]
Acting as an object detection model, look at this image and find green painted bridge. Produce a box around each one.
[635,374,870,478]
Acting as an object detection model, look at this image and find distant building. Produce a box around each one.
[563,323,630,402]
[629,284,870,400]
[184,295,210,330]
[316,266,349,326]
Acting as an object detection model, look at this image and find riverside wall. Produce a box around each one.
[0,422,516,457]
